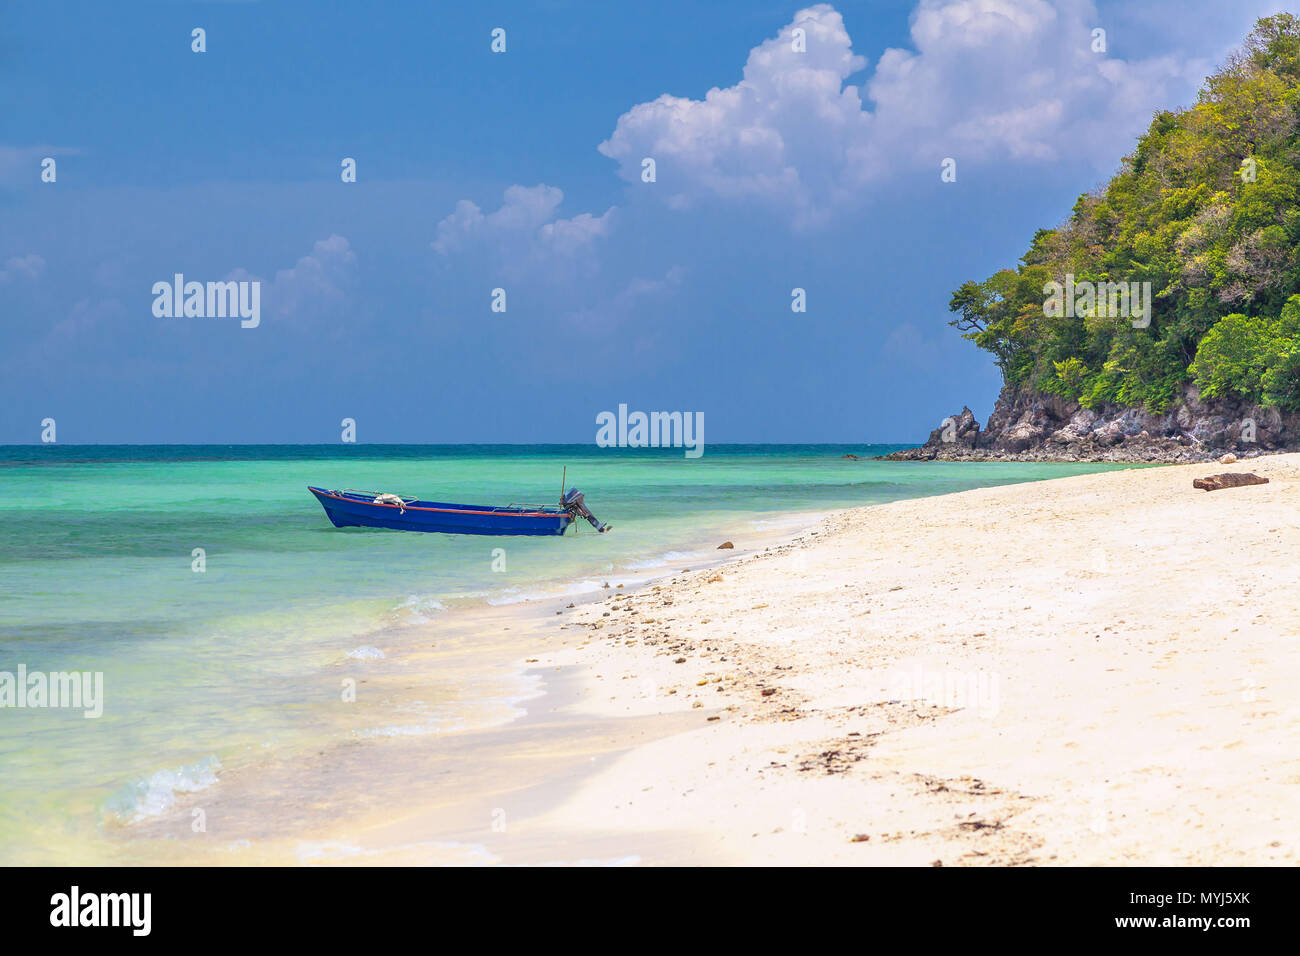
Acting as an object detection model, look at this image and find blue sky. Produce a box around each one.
[0,0,1287,443]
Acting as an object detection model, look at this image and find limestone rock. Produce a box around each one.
[881,380,1300,463]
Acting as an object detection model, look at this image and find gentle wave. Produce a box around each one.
[105,755,221,824]
[354,717,466,738]
[392,595,446,622]
[354,672,543,739]
[485,579,608,606]
[624,549,708,571]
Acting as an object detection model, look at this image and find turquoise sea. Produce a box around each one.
[0,444,1130,862]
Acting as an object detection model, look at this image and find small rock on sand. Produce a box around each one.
[717,541,734,549]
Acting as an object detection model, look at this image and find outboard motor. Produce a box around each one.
[561,487,610,533]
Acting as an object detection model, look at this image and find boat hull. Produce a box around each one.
[308,487,574,536]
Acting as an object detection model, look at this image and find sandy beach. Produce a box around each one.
[473,454,1300,866]
[96,455,1300,866]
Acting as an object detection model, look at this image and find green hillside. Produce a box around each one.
[949,14,1300,413]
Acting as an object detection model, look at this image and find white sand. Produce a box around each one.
[521,455,1300,865]
[111,457,1298,866]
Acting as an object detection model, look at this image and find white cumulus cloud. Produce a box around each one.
[228,235,358,323]
[598,1,1236,227]
[599,4,870,226]
[432,184,616,265]
[268,234,357,320]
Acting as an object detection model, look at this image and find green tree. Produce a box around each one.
[947,14,1300,413]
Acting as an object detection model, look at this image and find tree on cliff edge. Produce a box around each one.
[949,14,1300,413]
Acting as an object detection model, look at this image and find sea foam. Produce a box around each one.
[392,595,446,623]
[106,755,221,824]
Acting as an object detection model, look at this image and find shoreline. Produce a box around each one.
[99,455,1300,865]
[475,454,1300,865]
[877,448,1269,464]
[97,508,830,865]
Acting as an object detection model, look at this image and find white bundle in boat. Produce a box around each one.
[372,493,407,512]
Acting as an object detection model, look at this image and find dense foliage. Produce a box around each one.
[949,15,1300,412]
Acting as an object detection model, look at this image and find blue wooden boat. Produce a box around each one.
[308,486,610,537]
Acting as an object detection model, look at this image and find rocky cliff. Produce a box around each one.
[883,385,1300,463]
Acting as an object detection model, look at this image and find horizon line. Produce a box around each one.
[0,440,917,448]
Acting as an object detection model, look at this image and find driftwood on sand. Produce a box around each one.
[1192,473,1269,492]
